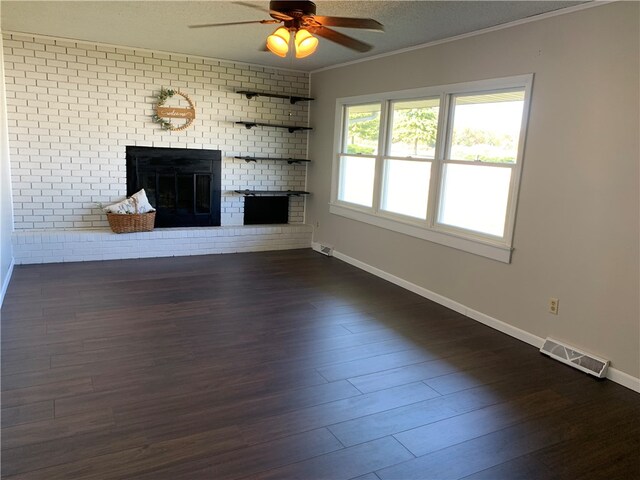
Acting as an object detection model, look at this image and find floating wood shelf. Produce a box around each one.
[235,121,312,133]
[234,189,310,196]
[234,156,311,164]
[237,90,314,104]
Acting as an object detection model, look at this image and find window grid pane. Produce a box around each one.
[338,155,376,207]
[381,159,431,220]
[448,89,525,164]
[343,104,382,155]
[438,163,512,237]
[388,98,440,158]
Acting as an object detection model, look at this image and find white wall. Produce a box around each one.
[3,33,310,229]
[307,3,640,379]
[1,31,15,304]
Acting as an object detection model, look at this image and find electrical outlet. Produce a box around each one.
[315,221,320,228]
[549,298,559,315]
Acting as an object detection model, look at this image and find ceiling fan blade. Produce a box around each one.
[189,19,279,28]
[313,16,384,32]
[269,10,294,21]
[311,26,373,53]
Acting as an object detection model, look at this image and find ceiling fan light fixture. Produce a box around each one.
[294,28,318,58]
[266,26,290,57]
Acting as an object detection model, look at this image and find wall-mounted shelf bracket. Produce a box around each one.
[234,189,310,197]
[236,90,314,104]
[235,121,312,133]
[233,156,310,164]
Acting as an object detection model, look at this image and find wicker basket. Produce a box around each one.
[106,197,156,234]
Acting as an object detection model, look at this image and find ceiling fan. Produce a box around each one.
[189,1,384,59]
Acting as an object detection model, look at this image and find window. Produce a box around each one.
[438,89,525,237]
[337,104,381,207]
[380,98,440,219]
[331,75,532,263]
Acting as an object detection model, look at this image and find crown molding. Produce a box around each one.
[311,1,612,75]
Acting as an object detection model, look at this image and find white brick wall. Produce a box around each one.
[3,33,310,230]
[12,225,313,264]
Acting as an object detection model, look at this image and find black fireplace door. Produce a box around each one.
[126,147,221,228]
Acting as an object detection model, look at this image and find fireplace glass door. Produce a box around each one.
[127,147,221,227]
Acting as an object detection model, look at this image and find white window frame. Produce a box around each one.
[330,74,533,263]
[336,102,383,209]
[377,96,441,222]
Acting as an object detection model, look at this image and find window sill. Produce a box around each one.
[329,203,513,263]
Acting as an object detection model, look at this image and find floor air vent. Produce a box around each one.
[316,244,333,257]
[540,338,609,378]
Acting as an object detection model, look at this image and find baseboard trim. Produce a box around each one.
[323,244,640,394]
[606,367,640,393]
[1,258,15,308]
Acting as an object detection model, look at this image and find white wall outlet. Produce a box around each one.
[549,297,559,315]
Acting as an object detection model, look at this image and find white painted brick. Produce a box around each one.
[5,33,309,230]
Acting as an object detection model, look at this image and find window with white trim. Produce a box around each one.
[331,75,532,263]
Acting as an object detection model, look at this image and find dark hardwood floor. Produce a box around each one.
[1,249,639,479]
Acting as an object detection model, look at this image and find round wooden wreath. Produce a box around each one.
[152,88,196,131]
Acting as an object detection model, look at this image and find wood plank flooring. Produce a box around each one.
[1,249,639,479]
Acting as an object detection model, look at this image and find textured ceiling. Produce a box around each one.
[2,1,586,71]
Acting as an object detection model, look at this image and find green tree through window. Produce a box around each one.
[392,107,438,156]
[347,110,379,154]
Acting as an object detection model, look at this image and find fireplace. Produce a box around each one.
[126,146,221,228]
